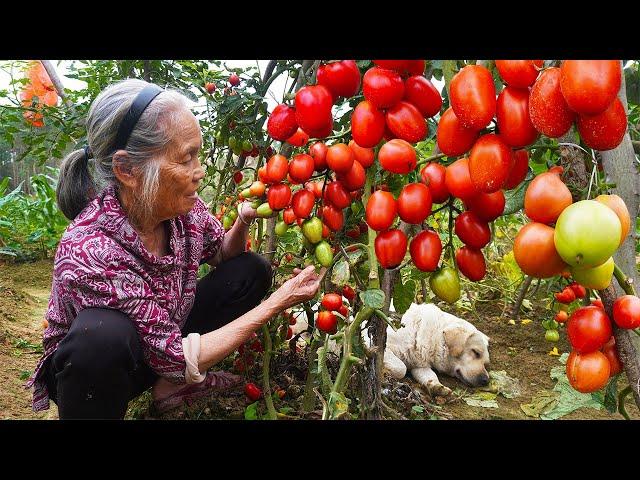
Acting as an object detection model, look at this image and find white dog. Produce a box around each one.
[383,303,491,396]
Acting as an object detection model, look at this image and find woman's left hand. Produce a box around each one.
[239,201,257,223]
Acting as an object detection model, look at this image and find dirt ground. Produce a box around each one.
[1,258,638,421]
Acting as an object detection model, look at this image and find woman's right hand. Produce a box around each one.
[270,265,326,311]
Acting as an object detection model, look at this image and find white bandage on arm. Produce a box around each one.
[182,332,206,384]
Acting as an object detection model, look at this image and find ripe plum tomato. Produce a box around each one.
[445,157,479,201]
[560,60,622,115]
[449,65,496,130]
[267,183,292,211]
[324,181,351,209]
[403,75,442,118]
[409,230,442,272]
[495,60,543,88]
[351,100,385,148]
[375,229,408,269]
[316,311,337,334]
[503,149,529,190]
[385,101,428,143]
[397,183,432,224]
[295,85,333,133]
[576,98,627,151]
[321,293,343,311]
[267,104,298,141]
[337,158,366,191]
[291,189,315,219]
[454,211,491,249]
[342,285,356,301]
[316,60,361,99]
[420,163,449,204]
[566,350,610,393]
[286,127,309,147]
[529,67,575,138]
[326,143,354,173]
[321,204,344,232]
[601,336,623,376]
[365,190,397,231]
[378,139,417,174]
[362,67,405,109]
[436,107,479,157]
[309,142,328,171]
[567,306,612,353]
[348,140,375,168]
[464,190,505,222]
[613,295,640,329]
[524,170,572,225]
[266,154,289,183]
[288,153,314,183]
[468,134,513,193]
[496,86,539,148]
[456,246,486,281]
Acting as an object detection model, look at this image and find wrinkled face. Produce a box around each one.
[153,107,204,220]
[445,327,491,387]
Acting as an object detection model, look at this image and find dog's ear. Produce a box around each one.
[443,326,472,358]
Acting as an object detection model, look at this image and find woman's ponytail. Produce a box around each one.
[56,148,97,221]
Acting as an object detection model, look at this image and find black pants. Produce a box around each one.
[45,252,272,419]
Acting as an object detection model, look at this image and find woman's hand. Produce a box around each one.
[239,201,257,223]
[270,265,326,311]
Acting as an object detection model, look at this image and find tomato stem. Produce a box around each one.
[260,324,278,420]
[613,263,637,296]
[618,385,632,420]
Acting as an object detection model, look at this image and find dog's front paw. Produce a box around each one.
[430,383,452,398]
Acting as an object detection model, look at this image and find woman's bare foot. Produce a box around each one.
[152,377,190,402]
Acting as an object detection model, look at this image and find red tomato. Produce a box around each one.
[321,204,344,232]
[464,190,505,222]
[267,183,292,211]
[229,73,240,86]
[495,60,543,88]
[342,285,356,301]
[372,60,410,72]
[383,122,396,141]
[348,140,375,168]
[450,65,496,130]
[404,60,426,77]
[410,230,442,272]
[524,170,572,225]
[286,127,309,147]
[307,180,324,199]
[397,183,432,224]
[244,382,262,401]
[568,282,587,299]
[601,336,623,377]
[351,100,386,148]
[566,350,610,393]
[503,149,529,190]
[529,67,576,138]
[420,163,450,204]
[266,154,289,183]
[555,286,576,304]
[304,119,334,139]
[496,86,539,148]
[283,207,296,225]
[613,295,640,329]
[375,229,408,269]
[555,311,569,324]
[560,60,622,115]
[338,304,348,317]
[365,190,397,231]
[385,101,428,143]
[295,85,333,133]
[346,227,361,239]
[567,306,613,353]
[404,76,442,118]
[455,211,491,249]
[316,311,337,334]
[233,171,243,184]
[326,143,354,173]
[591,299,605,310]
[378,139,417,174]
[337,159,366,191]
[292,189,315,219]
[205,82,216,93]
[324,181,351,209]
[309,142,328,171]
[321,293,343,311]
[316,60,361,98]
[576,98,627,151]
[436,107,479,157]
[362,67,405,109]
[513,223,568,278]
[469,134,513,194]
[267,104,298,141]
[258,165,269,183]
[322,222,330,238]
[445,157,479,201]
[456,246,486,281]
[288,153,314,183]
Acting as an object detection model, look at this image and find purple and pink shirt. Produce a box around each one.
[25,183,225,412]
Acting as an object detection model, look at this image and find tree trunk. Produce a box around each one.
[40,61,72,107]
[599,61,640,409]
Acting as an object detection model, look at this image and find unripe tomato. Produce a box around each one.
[255,203,273,218]
[317,311,338,334]
[244,382,262,401]
[385,101,428,143]
[464,190,505,222]
[601,336,623,377]
[288,153,315,183]
[351,100,386,148]
[266,154,289,183]
[429,267,461,304]
[495,60,543,88]
[322,293,343,311]
[267,183,292,211]
[286,128,310,147]
[445,157,479,201]
[292,189,315,219]
[503,149,529,190]
[375,229,408,269]
[496,86,539,148]
[456,246,486,281]
[410,230,442,272]
[450,65,496,130]
[249,181,266,197]
[315,240,334,267]
[594,194,630,247]
[267,104,299,141]
[529,67,576,138]
[321,204,344,232]
[324,181,351,209]
[302,217,323,244]
[524,170,573,225]
[309,142,328,171]
[366,190,397,231]
[420,163,450,204]
[229,73,240,86]
[545,330,560,342]
[348,140,375,168]
[469,134,513,194]
[576,98,627,151]
[397,183,432,224]
[342,285,356,301]
[337,159,366,191]
[316,60,361,98]
[513,223,568,279]
[378,139,417,174]
[571,257,615,290]
[242,140,253,152]
[295,85,333,133]
[275,220,289,236]
[566,350,610,393]
[403,75,442,118]
[613,295,640,329]
[455,211,491,249]
[567,306,613,353]
[436,107,479,157]
[363,67,405,109]
[560,60,621,115]
[326,143,354,173]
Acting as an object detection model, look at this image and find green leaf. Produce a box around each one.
[503,175,530,215]
[331,259,350,286]
[244,401,259,420]
[603,377,618,413]
[346,249,363,266]
[359,289,385,310]
[327,391,350,419]
[393,279,416,315]
[411,405,424,414]
[463,392,499,408]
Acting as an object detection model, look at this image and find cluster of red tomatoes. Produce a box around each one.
[316,286,356,334]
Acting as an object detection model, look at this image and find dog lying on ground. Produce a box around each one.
[383,302,491,397]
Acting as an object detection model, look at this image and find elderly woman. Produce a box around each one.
[25,79,324,419]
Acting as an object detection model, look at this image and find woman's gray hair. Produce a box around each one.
[56,78,192,223]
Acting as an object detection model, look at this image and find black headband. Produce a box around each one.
[113,85,163,152]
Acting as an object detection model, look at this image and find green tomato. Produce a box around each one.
[554,200,621,268]
[232,144,243,156]
[228,135,238,150]
[227,207,238,221]
[302,217,323,244]
[242,139,253,152]
[215,131,225,144]
[275,220,289,236]
[570,256,614,290]
[429,267,461,304]
[241,187,253,199]
[545,330,560,342]
[315,241,334,267]
[222,215,234,230]
[250,199,262,209]
[256,202,273,218]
